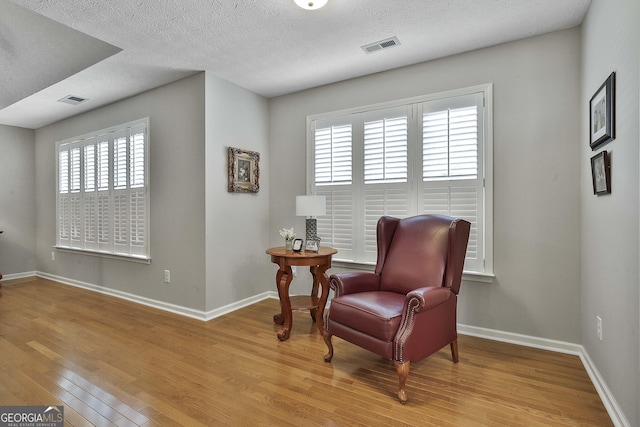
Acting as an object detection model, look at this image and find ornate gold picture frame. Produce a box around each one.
[228,147,260,193]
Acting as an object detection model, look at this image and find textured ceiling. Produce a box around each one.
[0,0,591,129]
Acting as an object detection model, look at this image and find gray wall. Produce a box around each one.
[0,125,36,275]
[34,73,208,310]
[269,28,583,343]
[22,70,272,315]
[33,72,273,314]
[581,0,640,425]
[204,73,272,311]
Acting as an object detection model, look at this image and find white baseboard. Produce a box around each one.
[0,271,38,282]
[578,346,630,427]
[458,323,583,355]
[6,271,629,426]
[458,323,629,427]
[35,271,275,322]
[203,291,277,321]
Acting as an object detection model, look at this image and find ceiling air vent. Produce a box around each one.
[58,95,88,105]
[361,36,401,54]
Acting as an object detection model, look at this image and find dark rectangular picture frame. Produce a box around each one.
[589,72,615,150]
[591,151,611,195]
[292,238,304,252]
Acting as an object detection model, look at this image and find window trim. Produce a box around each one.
[305,84,493,277]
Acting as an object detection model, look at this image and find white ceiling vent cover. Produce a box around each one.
[58,95,88,105]
[361,36,401,54]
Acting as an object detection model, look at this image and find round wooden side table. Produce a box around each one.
[266,246,337,341]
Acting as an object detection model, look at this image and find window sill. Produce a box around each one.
[54,246,151,264]
[332,259,494,283]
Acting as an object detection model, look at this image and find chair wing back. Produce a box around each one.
[374,216,400,275]
[444,216,471,294]
[377,215,470,295]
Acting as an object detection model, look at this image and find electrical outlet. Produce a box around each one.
[292,266,297,277]
[164,270,171,283]
[596,316,603,341]
[51,251,55,261]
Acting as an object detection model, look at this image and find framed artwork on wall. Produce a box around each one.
[590,150,611,195]
[589,72,615,150]
[228,147,260,193]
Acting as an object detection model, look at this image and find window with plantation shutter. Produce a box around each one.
[56,119,150,261]
[361,106,411,259]
[313,117,355,258]
[421,93,484,272]
[309,85,493,276]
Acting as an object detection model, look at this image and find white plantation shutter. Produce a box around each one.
[362,107,411,259]
[314,117,355,258]
[58,148,70,244]
[316,188,354,257]
[129,125,147,255]
[421,184,480,269]
[113,130,129,253]
[97,136,111,251]
[69,145,81,245]
[56,119,150,260]
[97,138,109,190]
[423,96,479,179]
[364,187,411,254]
[421,93,484,272]
[314,119,352,185]
[130,126,146,188]
[313,106,413,263]
[364,107,408,184]
[309,85,492,275]
[114,131,128,190]
[83,138,97,249]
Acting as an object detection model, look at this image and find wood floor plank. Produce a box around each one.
[0,278,613,426]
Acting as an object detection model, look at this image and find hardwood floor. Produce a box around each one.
[0,277,612,426]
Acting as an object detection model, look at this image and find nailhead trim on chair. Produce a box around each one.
[394,297,420,362]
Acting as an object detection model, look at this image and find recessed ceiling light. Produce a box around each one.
[293,0,328,10]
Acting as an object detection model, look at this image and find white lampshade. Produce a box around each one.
[293,0,328,10]
[296,195,326,217]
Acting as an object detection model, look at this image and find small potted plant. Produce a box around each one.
[279,227,296,250]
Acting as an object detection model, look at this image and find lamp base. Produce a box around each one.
[305,218,317,241]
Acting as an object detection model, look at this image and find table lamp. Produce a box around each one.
[296,195,326,241]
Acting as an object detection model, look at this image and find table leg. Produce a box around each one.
[315,263,331,337]
[309,266,319,322]
[273,265,293,341]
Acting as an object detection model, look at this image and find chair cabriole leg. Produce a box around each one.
[394,361,410,404]
[323,333,334,362]
[450,340,459,363]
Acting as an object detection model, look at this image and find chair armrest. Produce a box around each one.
[329,272,381,297]
[406,286,451,312]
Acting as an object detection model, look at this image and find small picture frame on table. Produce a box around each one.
[292,238,304,252]
[305,239,319,252]
[591,151,611,195]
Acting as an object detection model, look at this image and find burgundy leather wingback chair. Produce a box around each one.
[323,214,471,403]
